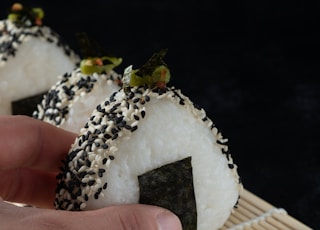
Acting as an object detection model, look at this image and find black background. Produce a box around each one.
[1,1,319,228]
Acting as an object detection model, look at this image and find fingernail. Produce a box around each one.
[156,211,182,230]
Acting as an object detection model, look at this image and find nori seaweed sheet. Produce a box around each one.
[135,48,168,78]
[12,92,46,116]
[138,156,197,230]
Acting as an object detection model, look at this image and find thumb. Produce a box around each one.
[0,202,182,230]
[72,204,182,230]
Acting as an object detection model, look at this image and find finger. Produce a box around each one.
[0,202,182,230]
[0,115,77,172]
[0,168,57,208]
[83,204,182,230]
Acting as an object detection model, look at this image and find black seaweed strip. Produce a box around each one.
[11,92,46,116]
[138,157,197,230]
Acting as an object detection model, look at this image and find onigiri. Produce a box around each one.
[33,55,123,133]
[54,50,242,230]
[0,3,80,115]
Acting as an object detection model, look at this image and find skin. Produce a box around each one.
[0,115,182,230]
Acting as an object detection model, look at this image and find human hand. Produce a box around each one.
[0,115,182,230]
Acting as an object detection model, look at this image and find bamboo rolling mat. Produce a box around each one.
[220,189,312,230]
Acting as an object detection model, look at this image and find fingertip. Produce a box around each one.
[156,210,182,230]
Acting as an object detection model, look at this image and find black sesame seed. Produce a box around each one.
[131,126,138,132]
[82,151,88,159]
[47,37,54,43]
[79,171,87,178]
[133,98,140,103]
[96,104,102,112]
[94,187,103,199]
[109,155,115,160]
[115,116,124,124]
[128,92,135,99]
[111,128,118,134]
[98,169,106,177]
[102,158,108,164]
[108,113,116,120]
[76,160,83,169]
[88,136,95,143]
[118,120,126,128]
[97,118,102,124]
[101,125,107,133]
[69,150,78,160]
[104,134,112,139]
[193,103,202,110]
[88,180,95,186]
[141,110,146,118]
[110,106,117,113]
[103,182,108,189]
[112,133,118,140]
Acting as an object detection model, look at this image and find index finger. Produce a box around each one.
[0,115,77,172]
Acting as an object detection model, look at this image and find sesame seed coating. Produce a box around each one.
[33,68,122,128]
[0,19,79,68]
[54,85,241,211]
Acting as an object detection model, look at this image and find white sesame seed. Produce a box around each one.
[80,203,86,210]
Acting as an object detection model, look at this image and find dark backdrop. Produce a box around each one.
[1,1,319,228]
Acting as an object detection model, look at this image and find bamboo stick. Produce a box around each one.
[265,216,291,230]
[272,212,312,230]
[236,205,257,219]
